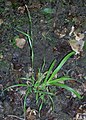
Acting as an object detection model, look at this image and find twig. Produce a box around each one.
[7,115,24,120]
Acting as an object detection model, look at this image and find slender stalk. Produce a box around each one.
[25,5,32,37]
[25,4,34,68]
[7,115,24,120]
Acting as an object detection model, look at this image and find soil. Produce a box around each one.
[0,0,86,120]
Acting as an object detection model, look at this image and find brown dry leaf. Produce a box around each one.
[0,19,4,25]
[29,2,41,10]
[15,38,26,48]
[0,53,3,60]
[18,6,25,14]
[59,28,67,38]
[68,39,85,54]
[69,26,85,41]
[26,107,37,120]
[75,104,86,120]
[53,47,57,52]
[54,28,67,38]
[74,32,85,41]
[69,26,85,54]
[54,29,60,36]
[59,33,66,38]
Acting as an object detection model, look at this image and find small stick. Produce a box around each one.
[7,115,24,120]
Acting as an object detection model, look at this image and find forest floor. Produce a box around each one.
[0,0,86,120]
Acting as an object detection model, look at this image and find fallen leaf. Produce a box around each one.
[53,47,57,52]
[0,19,4,25]
[26,107,37,120]
[0,53,3,60]
[18,6,25,14]
[15,37,26,48]
[74,32,85,41]
[68,39,85,54]
[75,104,86,120]
[28,2,41,10]
[54,27,67,38]
[59,33,66,38]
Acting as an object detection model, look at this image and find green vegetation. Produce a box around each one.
[4,3,82,118]
[41,8,55,15]
[4,51,82,114]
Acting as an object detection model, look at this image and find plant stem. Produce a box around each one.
[25,4,34,68]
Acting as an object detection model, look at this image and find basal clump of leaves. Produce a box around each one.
[4,51,82,114]
[4,4,83,118]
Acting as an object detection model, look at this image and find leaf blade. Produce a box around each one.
[48,52,75,81]
[50,82,82,99]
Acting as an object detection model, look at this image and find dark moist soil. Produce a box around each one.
[0,0,86,120]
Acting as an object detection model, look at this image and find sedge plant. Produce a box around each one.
[4,3,82,118]
[4,51,82,114]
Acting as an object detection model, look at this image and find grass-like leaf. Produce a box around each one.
[15,28,32,49]
[4,50,82,114]
[44,59,56,83]
[48,95,54,111]
[50,82,82,99]
[39,101,43,112]
[48,51,75,81]
[48,76,73,84]
[24,89,31,113]
[4,84,27,91]
[15,28,34,67]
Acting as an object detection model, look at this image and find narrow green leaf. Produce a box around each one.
[51,82,82,99]
[34,81,40,88]
[36,90,54,96]
[41,57,46,71]
[15,28,34,68]
[36,91,39,104]
[48,77,73,84]
[24,89,30,113]
[44,59,56,83]
[14,28,33,50]
[39,102,43,112]
[48,52,75,81]
[25,4,32,37]
[15,28,30,38]
[39,94,45,101]
[48,95,54,111]
[4,84,27,91]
